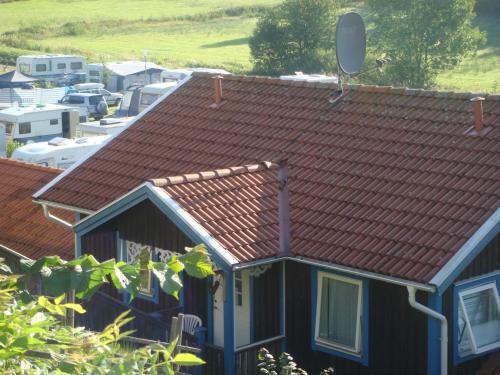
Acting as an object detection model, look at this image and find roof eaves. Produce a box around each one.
[233,255,436,292]
[33,74,193,203]
[0,244,31,261]
[430,208,500,293]
[73,182,151,236]
[72,181,238,269]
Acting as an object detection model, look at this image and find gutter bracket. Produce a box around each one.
[42,204,73,229]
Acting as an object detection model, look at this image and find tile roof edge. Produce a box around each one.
[150,161,278,187]
[0,157,62,174]
[191,72,500,100]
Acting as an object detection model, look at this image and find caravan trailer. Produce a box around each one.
[16,54,86,82]
[0,104,81,143]
[11,135,110,169]
[160,67,230,83]
[138,82,178,112]
[76,117,133,137]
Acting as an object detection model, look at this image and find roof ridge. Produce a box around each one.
[191,72,500,100]
[0,157,62,174]
[150,161,277,187]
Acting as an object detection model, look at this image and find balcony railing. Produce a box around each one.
[235,335,284,375]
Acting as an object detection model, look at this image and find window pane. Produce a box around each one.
[19,122,31,134]
[463,288,500,350]
[19,63,30,75]
[70,62,83,70]
[50,119,58,125]
[319,277,359,349]
[89,96,102,105]
[57,63,66,69]
[35,64,47,72]
[458,307,474,356]
[68,96,85,104]
[138,247,152,293]
[141,93,158,106]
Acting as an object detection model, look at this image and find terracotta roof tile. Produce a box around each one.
[38,74,500,283]
[154,162,280,263]
[0,159,73,260]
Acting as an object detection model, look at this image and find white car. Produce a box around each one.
[80,88,122,106]
[71,83,123,106]
[59,93,108,119]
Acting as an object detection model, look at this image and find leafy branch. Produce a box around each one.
[0,244,214,374]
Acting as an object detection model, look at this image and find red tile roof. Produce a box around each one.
[151,162,281,262]
[38,74,500,282]
[0,159,74,260]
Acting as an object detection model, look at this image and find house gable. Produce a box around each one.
[74,183,237,270]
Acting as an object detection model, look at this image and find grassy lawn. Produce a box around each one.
[36,17,258,72]
[0,0,498,92]
[0,0,279,73]
[436,15,500,93]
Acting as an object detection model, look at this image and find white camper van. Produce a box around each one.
[12,135,110,169]
[0,104,81,143]
[16,54,86,82]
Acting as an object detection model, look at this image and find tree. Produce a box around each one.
[6,139,22,158]
[249,0,341,76]
[367,0,485,88]
[0,244,213,374]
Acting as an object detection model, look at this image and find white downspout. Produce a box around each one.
[407,286,447,375]
[42,204,73,229]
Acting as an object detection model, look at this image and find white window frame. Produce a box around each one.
[234,270,243,306]
[125,240,154,296]
[458,282,500,355]
[315,271,363,355]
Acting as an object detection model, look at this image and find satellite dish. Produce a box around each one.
[336,12,366,75]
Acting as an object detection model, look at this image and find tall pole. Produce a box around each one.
[142,49,149,85]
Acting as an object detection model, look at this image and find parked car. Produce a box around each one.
[59,93,108,119]
[70,83,123,106]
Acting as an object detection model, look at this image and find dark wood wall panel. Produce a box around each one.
[183,275,208,325]
[81,199,207,328]
[285,261,428,375]
[114,200,195,252]
[253,263,280,341]
[81,229,119,298]
[457,233,499,282]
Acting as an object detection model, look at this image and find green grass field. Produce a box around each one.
[0,0,498,92]
[0,0,280,72]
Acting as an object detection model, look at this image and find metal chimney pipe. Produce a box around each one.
[212,75,223,108]
[470,97,485,133]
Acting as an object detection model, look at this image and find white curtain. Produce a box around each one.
[319,278,359,349]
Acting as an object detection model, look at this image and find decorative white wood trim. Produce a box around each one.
[155,248,181,263]
[248,264,271,277]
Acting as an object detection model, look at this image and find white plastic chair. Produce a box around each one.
[182,314,202,335]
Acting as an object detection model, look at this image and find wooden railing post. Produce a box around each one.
[170,314,184,374]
